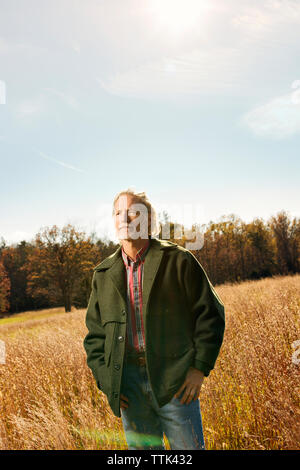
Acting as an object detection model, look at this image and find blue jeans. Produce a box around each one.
[120,360,206,450]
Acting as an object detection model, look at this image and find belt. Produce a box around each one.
[125,351,146,366]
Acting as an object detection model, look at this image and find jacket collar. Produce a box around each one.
[93,237,176,272]
[121,237,151,268]
[93,237,177,314]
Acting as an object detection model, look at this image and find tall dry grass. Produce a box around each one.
[0,274,299,450]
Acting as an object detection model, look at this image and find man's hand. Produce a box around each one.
[173,367,204,405]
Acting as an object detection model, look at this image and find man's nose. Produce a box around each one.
[120,210,129,223]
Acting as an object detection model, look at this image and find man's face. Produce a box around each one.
[114,194,151,241]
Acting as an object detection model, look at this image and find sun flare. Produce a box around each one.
[148,0,212,36]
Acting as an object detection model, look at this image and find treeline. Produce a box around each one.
[0,225,117,316]
[0,210,299,315]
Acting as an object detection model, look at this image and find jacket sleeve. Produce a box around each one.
[184,251,225,377]
[83,271,107,392]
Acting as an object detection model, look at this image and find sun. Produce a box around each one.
[147,0,212,36]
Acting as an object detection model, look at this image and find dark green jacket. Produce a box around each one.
[83,237,225,418]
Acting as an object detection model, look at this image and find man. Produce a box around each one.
[83,189,225,450]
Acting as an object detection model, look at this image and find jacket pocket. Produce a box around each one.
[95,362,109,395]
[155,336,194,358]
[167,345,194,358]
[104,322,116,368]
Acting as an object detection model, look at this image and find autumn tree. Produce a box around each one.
[1,241,38,313]
[0,237,6,253]
[246,218,276,279]
[269,211,299,274]
[0,259,10,315]
[24,224,96,312]
[289,217,300,272]
[72,235,119,308]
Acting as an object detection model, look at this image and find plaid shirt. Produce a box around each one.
[121,238,151,354]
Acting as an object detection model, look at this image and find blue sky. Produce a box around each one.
[0,0,300,245]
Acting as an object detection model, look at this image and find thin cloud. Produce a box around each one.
[15,88,78,122]
[241,81,300,139]
[43,88,79,108]
[0,37,46,55]
[93,0,300,101]
[70,41,81,54]
[16,96,44,118]
[34,149,86,173]
[97,47,244,100]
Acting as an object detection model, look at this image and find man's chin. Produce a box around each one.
[118,232,131,241]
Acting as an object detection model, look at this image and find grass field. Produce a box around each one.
[0,274,299,450]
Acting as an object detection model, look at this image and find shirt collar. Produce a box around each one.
[121,238,151,268]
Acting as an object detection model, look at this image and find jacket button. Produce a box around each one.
[114,364,120,370]
[121,309,126,315]
[118,335,124,342]
[113,392,118,398]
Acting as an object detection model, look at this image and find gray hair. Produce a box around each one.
[112,187,160,239]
